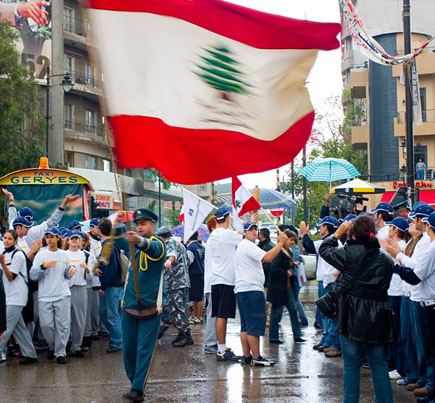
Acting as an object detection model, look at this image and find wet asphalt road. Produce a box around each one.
[0,302,414,403]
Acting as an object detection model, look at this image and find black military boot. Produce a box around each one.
[172,331,187,348]
[171,330,184,345]
[184,329,194,346]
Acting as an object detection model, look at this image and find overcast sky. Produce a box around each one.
[218,0,343,190]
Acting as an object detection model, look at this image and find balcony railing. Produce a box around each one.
[64,120,105,137]
[63,16,90,37]
[358,168,435,182]
[397,109,435,124]
[64,70,97,89]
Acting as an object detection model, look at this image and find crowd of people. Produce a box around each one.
[0,187,434,403]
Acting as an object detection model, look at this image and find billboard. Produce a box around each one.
[1,0,51,79]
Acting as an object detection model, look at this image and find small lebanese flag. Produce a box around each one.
[86,0,340,184]
[179,205,185,223]
[232,176,261,233]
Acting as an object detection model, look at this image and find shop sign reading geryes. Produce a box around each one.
[393,181,433,190]
[0,170,88,185]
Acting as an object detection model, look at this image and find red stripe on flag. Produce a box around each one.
[107,113,314,185]
[239,198,261,217]
[86,0,340,50]
[232,176,242,210]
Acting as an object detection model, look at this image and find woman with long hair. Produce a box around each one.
[0,229,38,364]
[267,229,305,344]
[319,215,394,403]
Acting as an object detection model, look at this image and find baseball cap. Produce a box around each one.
[45,227,60,236]
[68,220,82,230]
[387,217,409,232]
[422,212,435,230]
[243,221,258,232]
[214,206,230,220]
[19,206,33,221]
[89,218,100,228]
[370,202,394,214]
[12,216,33,228]
[317,216,339,228]
[408,203,434,220]
[68,230,82,239]
[339,214,357,223]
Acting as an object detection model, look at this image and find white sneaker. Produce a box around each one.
[0,351,6,362]
[389,370,402,380]
[188,316,196,325]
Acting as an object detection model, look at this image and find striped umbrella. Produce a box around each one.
[298,157,360,188]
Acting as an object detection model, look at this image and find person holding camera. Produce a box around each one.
[319,215,394,403]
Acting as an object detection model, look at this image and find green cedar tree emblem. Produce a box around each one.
[195,45,253,101]
[235,200,241,209]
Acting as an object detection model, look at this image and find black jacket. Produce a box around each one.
[258,238,274,287]
[267,250,296,306]
[0,276,6,333]
[319,236,394,344]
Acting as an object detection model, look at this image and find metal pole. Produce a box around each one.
[303,147,307,221]
[46,66,50,158]
[158,174,162,227]
[403,0,415,205]
[291,161,295,200]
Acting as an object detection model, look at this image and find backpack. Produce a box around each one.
[11,249,38,293]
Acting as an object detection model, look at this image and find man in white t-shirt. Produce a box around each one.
[208,206,243,362]
[234,222,287,366]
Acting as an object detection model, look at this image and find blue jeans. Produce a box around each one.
[410,299,433,386]
[401,296,419,382]
[100,287,123,349]
[341,335,393,403]
[416,170,425,180]
[318,281,341,350]
[269,287,301,340]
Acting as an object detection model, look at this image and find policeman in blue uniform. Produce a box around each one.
[121,209,166,403]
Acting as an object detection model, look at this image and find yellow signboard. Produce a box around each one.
[0,169,90,186]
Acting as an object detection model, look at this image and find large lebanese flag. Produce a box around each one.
[86,0,340,184]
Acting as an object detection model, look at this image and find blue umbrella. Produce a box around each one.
[223,188,296,210]
[298,158,360,186]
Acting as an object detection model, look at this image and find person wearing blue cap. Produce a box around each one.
[0,229,38,364]
[234,222,288,366]
[208,206,243,362]
[300,216,342,357]
[390,212,435,403]
[116,208,165,403]
[383,204,434,395]
[30,228,76,364]
[84,218,102,346]
[383,217,411,381]
[65,231,93,358]
[4,188,80,253]
[370,202,394,244]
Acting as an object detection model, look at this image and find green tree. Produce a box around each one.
[0,21,45,176]
[167,209,181,228]
[281,90,368,227]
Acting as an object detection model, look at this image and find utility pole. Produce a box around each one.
[403,0,415,205]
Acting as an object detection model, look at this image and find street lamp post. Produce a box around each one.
[45,66,73,160]
[403,0,415,205]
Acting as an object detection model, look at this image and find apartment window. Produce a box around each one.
[64,104,73,129]
[64,54,74,75]
[103,159,111,172]
[85,155,97,170]
[198,184,207,192]
[420,88,426,122]
[85,109,96,134]
[85,63,94,87]
[66,152,74,167]
[143,169,155,182]
[63,7,75,33]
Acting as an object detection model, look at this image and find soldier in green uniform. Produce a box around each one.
[120,209,166,403]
